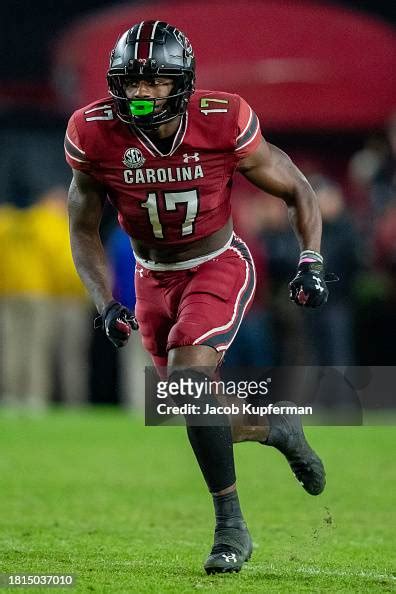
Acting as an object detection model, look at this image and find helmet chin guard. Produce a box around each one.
[107,21,195,129]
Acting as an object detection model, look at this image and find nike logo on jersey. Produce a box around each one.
[123,165,204,184]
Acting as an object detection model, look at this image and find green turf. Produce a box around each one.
[0,409,395,593]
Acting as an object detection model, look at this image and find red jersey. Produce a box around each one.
[65,89,261,246]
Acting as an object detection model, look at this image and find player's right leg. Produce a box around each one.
[163,238,257,574]
[167,346,253,574]
[134,270,252,574]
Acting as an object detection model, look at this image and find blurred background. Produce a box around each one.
[0,0,395,411]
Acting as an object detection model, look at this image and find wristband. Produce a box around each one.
[298,250,323,266]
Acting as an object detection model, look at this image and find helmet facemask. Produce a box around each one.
[107,71,194,130]
[107,22,196,131]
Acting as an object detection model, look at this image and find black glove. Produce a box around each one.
[94,300,139,347]
[289,251,331,308]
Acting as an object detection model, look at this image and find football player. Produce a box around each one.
[65,21,328,574]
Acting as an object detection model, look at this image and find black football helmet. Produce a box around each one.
[107,21,195,129]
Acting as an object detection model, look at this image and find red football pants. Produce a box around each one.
[134,235,256,371]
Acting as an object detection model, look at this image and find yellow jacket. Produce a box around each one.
[0,202,87,298]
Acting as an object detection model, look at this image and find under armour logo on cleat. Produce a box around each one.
[222,553,237,563]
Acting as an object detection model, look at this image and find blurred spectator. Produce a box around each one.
[369,112,396,217]
[347,133,389,221]
[0,187,90,410]
[226,190,273,366]
[258,195,309,364]
[0,130,70,207]
[44,187,91,406]
[304,175,361,365]
[374,199,396,273]
[355,199,396,364]
[257,176,361,366]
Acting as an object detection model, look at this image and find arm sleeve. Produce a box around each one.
[234,96,262,159]
[64,113,92,173]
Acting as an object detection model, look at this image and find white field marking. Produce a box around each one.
[297,566,395,581]
[247,563,395,582]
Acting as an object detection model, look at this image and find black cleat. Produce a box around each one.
[264,400,326,495]
[204,522,253,575]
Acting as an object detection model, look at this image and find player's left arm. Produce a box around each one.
[237,139,321,251]
[237,139,329,307]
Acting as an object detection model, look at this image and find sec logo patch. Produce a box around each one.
[122,147,145,169]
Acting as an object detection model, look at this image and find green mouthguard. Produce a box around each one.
[129,100,155,116]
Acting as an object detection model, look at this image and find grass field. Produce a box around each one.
[0,409,395,593]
